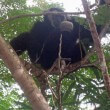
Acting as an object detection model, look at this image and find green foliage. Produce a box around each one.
[0,0,110,110]
[94,5,110,25]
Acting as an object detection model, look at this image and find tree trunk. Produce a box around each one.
[0,35,51,110]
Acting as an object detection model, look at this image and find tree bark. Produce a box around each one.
[0,35,51,110]
[81,0,110,97]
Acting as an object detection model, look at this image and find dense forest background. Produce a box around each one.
[0,0,110,110]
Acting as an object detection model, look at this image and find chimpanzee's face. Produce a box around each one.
[48,11,66,28]
[45,8,66,28]
[45,8,73,31]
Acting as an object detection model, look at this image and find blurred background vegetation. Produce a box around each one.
[0,0,110,110]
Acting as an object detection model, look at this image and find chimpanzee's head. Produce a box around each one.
[44,8,73,31]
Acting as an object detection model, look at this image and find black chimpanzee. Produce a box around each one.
[10,8,102,69]
[99,0,110,5]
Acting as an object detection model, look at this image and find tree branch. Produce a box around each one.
[81,0,110,97]
[0,35,51,110]
[1,10,98,25]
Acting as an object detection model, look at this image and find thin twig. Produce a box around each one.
[58,34,63,74]
[99,21,110,38]
[42,70,58,100]
[56,34,64,110]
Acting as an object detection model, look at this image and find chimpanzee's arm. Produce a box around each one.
[10,32,30,55]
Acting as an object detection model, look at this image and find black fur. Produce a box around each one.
[10,8,101,69]
[99,0,106,5]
